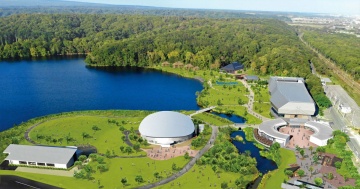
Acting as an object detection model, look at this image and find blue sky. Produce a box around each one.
[69,0,360,15]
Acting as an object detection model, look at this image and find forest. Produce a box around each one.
[303,31,360,80]
[0,14,330,109]
[0,14,310,76]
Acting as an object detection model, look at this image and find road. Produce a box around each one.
[298,32,360,95]
[325,107,360,160]
[136,126,219,189]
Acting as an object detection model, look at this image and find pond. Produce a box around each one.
[211,112,246,123]
[231,130,277,174]
[0,57,203,132]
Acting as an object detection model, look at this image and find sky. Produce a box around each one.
[69,0,360,15]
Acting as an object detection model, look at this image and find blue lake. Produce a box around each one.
[231,131,277,174]
[0,57,203,132]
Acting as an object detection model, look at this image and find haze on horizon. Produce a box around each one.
[68,0,360,15]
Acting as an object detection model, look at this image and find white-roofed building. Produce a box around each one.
[269,76,316,118]
[139,111,195,147]
[3,144,77,169]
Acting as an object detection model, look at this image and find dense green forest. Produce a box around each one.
[303,31,360,80]
[0,14,330,110]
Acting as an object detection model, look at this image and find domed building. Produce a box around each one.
[139,111,195,146]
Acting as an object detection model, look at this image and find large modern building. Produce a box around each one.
[269,77,316,118]
[139,111,195,147]
[3,144,77,169]
[256,118,333,147]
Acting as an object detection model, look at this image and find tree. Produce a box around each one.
[297,169,305,178]
[124,146,133,155]
[89,153,97,161]
[121,177,127,187]
[309,166,314,177]
[309,146,313,154]
[92,125,101,132]
[133,143,140,152]
[235,177,244,187]
[285,170,293,178]
[97,164,108,173]
[221,182,228,189]
[212,165,217,173]
[74,161,83,169]
[78,155,87,162]
[314,177,323,186]
[135,175,143,184]
[120,146,125,152]
[299,149,305,159]
[184,152,190,159]
[154,172,160,180]
[172,163,177,171]
[334,161,342,169]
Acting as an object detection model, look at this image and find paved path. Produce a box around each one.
[15,167,76,177]
[189,106,217,117]
[136,126,218,189]
[239,80,271,121]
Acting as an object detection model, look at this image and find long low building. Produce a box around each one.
[139,111,195,147]
[269,77,316,118]
[257,118,333,147]
[3,144,77,169]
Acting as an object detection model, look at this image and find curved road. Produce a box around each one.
[136,126,218,189]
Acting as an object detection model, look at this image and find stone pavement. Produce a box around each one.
[143,146,198,160]
[287,148,336,188]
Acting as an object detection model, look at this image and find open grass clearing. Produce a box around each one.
[258,148,297,189]
[155,164,256,189]
[29,115,147,155]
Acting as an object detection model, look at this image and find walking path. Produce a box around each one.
[189,106,217,117]
[239,80,271,121]
[136,126,218,189]
[15,166,77,177]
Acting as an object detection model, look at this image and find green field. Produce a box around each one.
[156,164,256,189]
[29,115,148,155]
[258,148,297,189]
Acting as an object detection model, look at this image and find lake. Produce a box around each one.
[231,131,277,174]
[0,57,203,132]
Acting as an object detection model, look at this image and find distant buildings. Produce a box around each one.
[3,144,77,169]
[269,77,316,118]
[139,111,195,147]
[220,62,244,74]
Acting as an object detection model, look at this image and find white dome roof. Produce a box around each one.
[139,111,195,138]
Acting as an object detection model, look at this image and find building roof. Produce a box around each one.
[258,118,289,140]
[139,111,195,138]
[269,76,315,115]
[220,62,244,71]
[4,144,77,164]
[305,121,333,140]
[245,75,259,81]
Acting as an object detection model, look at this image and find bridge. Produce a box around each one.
[189,106,217,117]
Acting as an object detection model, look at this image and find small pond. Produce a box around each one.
[231,130,277,174]
[211,112,246,123]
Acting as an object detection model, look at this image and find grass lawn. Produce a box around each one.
[192,112,233,126]
[29,115,148,155]
[0,170,96,189]
[199,84,249,106]
[258,148,297,189]
[155,163,257,189]
[253,102,272,118]
[89,156,189,188]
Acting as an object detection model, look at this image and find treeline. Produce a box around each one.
[303,31,360,80]
[0,14,309,76]
[0,6,291,21]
